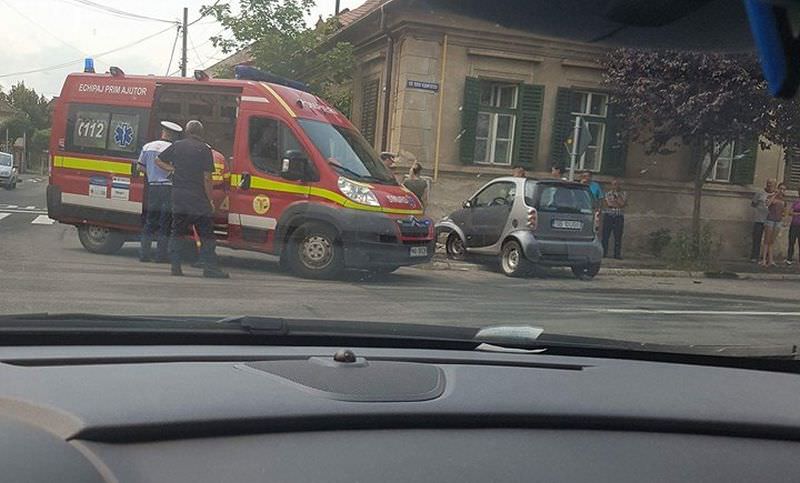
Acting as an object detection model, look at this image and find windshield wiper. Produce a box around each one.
[328,161,391,184]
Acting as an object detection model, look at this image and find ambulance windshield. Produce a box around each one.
[298,119,396,184]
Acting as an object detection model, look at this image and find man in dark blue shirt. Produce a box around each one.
[157,120,229,278]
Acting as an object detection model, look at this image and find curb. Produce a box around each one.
[419,257,800,280]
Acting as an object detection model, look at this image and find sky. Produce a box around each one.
[0,0,364,98]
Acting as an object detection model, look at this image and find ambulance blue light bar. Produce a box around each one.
[234,64,310,92]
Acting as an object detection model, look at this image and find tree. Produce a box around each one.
[0,82,51,148]
[201,0,355,114]
[603,50,772,253]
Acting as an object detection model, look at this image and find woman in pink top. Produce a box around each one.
[785,196,800,265]
[761,183,787,268]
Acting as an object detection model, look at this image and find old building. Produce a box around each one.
[331,0,788,259]
[210,0,789,259]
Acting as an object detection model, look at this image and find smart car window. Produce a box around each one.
[474,182,515,207]
[537,185,593,214]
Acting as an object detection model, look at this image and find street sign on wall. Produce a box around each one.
[406,80,440,92]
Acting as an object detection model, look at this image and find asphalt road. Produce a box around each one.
[3,177,800,348]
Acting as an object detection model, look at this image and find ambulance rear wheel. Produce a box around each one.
[287,222,344,280]
[78,224,125,255]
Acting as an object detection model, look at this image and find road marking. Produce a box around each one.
[6,205,17,209]
[0,213,10,222]
[24,205,35,210]
[596,308,800,316]
[31,215,56,225]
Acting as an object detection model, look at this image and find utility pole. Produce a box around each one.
[335,0,340,15]
[181,7,188,77]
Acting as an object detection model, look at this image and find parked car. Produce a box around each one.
[0,152,17,189]
[436,176,603,278]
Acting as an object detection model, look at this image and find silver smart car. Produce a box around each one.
[436,176,603,278]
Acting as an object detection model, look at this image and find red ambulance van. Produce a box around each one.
[47,68,434,278]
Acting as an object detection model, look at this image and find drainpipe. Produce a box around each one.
[380,4,393,153]
[433,33,448,182]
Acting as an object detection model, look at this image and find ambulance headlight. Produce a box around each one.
[338,177,380,207]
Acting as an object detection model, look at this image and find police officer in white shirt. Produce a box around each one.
[136,121,182,262]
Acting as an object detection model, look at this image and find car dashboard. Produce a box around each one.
[2,344,800,482]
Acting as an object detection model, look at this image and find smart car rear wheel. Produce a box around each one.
[500,240,530,277]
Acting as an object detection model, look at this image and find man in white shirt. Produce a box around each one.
[136,121,182,262]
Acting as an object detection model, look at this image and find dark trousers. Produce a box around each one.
[751,222,765,260]
[169,212,218,269]
[140,185,172,260]
[602,213,624,258]
[788,225,800,261]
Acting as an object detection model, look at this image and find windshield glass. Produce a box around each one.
[3,0,800,359]
[298,119,396,184]
[0,155,11,167]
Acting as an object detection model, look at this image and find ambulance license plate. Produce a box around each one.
[410,246,428,257]
[552,219,583,230]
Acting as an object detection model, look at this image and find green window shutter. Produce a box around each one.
[731,137,758,185]
[459,77,481,165]
[549,87,576,169]
[600,101,627,177]
[360,79,380,147]
[513,84,545,169]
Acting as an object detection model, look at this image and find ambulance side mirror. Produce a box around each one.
[280,150,309,181]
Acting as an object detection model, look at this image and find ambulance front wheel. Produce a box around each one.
[78,224,125,255]
[286,221,344,279]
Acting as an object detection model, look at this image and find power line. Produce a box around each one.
[0,0,89,58]
[166,26,181,76]
[56,0,179,24]
[0,24,177,79]
[188,34,206,71]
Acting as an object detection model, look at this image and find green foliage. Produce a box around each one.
[646,229,672,258]
[201,0,355,113]
[662,224,720,271]
[0,82,51,143]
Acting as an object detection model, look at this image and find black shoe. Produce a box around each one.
[139,256,152,263]
[171,265,184,276]
[203,268,230,279]
[191,261,205,269]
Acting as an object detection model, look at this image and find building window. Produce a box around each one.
[570,92,608,172]
[474,82,518,165]
[360,78,380,147]
[705,141,735,183]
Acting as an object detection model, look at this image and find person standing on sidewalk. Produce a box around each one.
[156,120,229,279]
[580,170,604,209]
[750,178,775,262]
[136,121,182,263]
[761,182,787,268]
[602,178,627,259]
[785,196,800,265]
[403,162,429,210]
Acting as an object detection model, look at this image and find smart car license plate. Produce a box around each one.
[552,219,583,230]
[410,246,428,257]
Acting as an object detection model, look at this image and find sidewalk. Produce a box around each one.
[423,253,800,280]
